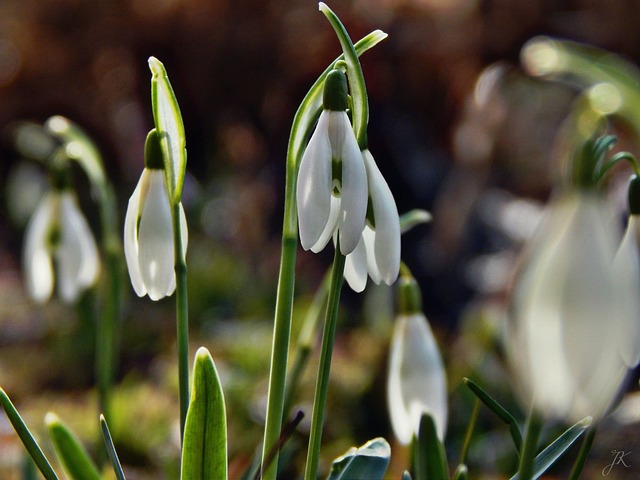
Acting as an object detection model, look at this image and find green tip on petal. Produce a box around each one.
[144,129,165,170]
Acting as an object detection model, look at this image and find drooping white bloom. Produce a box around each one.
[23,190,100,303]
[507,191,635,422]
[296,109,367,256]
[344,149,401,292]
[387,312,448,444]
[124,168,187,301]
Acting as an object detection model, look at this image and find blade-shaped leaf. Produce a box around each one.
[149,56,187,205]
[415,412,449,480]
[45,413,101,480]
[511,416,592,480]
[100,414,126,480]
[181,347,228,480]
[452,464,469,480]
[327,437,391,480]
[464,377,523,452]
[0,389,59,480]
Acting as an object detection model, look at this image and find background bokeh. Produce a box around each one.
[1,0,640,478]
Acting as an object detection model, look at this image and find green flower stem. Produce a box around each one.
[304,247,346,480]
[173,201,190,441]
[260,235,297,480]
[568,424,597,480]
[283,271,330,418]
[459,398,480,466]
[260,30,386,480]
[517,412,543,480]
[47,117,123,427]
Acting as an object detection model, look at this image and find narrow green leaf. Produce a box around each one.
[400,209,432,234]
[0,389,59,480]
[319,2,369,148]
[464,377,523,452]
[416,412,449,480]
[148,56,187,205]
[452,464,469,480]
[511,416,592,480]
[100,414,126,480]
[327,437,391,480]
[45,412,101,480]
[181,347,228,480]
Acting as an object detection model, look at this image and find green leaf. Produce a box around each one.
[464,377,523,453]
[0,389,59,480]
[400,209,432,234]
[415,412,449,480]
[402,471,414,480]
[511,416,592,480]
[181,347,228,480]
[327,437,391,480]
[149,56,187,205]
[100,414,126,480]
[45,412,101,480]
[319,2,370,148]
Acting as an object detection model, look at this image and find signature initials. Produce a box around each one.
[602,450,631,476]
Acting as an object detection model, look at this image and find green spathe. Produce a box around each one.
[181,347,228,480]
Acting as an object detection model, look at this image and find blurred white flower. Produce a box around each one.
[296,72,367,256]
[387,312,448,444]
[23,190,100,303]
[124,168,187,301]
[344,149,401,292]
[507,191,636,422]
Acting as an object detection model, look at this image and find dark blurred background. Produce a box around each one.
[1,0,640,478]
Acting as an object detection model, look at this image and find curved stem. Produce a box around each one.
[568,424,598,480]
[172,202,190,441]
[304,247,346,480]
[517,411,543,480]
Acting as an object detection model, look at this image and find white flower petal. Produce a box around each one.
[137,170,176,300]
[56,192,100,303]
[23,193,57,303]
[311,195,340,253]
[362,226,381,284]
[344,235,368,292]
[124,171,148,297]
[297,110,333,252]
[614,215,640,368]
[362,150,400,285]
[387,313,447,444]
[508,192,630,422]
[331,112,366,255]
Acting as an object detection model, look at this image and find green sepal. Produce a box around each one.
[100,414,126,480]
[463,378,523,453]
[149,56,187,205]
[397,273,422,315]
[144,129,165,170]
[414,412,449,480]
[510,417,591,480]
[628,175,640,214]
[45,412,101,480]
[181,347,228,480]
[326,437,391,480]
[0,389,59,480]
[323,69,349,111]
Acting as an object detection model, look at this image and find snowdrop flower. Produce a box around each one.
[344,149,400,292]
[124,133,187,301]
[507,190,636,422]
[23,189,100,303]
[296,69,367,255]
[387,275,447,443]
